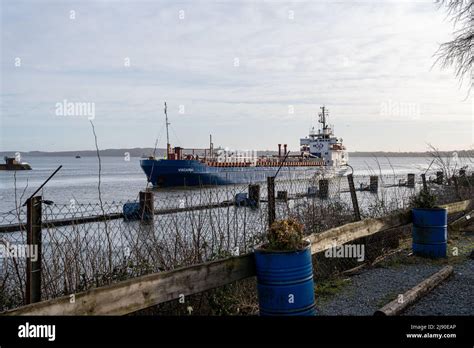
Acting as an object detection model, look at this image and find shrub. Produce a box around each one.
[265,218,305,251]
[410,189,437,209]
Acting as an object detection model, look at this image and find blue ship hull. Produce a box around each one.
[140,159,329,187]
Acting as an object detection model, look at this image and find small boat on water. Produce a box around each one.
[0,156,32,170]
[75,155,81,158]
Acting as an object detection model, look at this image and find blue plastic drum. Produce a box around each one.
[254,244,316,316]
[412,208,447,258]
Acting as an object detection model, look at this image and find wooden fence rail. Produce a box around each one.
[3,199,471,316]
[0,202,242,233]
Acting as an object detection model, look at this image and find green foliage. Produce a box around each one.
[0,287,23,312]
[315,277,351,298]
[265,218,305,251]
[206,284,241,315]
[410,189,437,209]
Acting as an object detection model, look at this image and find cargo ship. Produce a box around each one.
[140,106,348,187]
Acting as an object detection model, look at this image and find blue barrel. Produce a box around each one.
[235,193,248,206]
[123,202,140,221]
[307,187,318,196]
[412,208,447,258]
[254,244,316,316]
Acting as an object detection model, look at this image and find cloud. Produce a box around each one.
[0,0,471,152]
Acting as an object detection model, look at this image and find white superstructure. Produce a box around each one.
[300,106,348,174]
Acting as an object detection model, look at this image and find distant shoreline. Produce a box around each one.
[1,149,472,158]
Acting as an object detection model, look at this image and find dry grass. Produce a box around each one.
[1,162,473,314]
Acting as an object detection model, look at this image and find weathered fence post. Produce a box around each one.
[319,179,329,199]
[26,196,42,304]
[421,173,428,193]
[369,176,378,193]
[458,169,467,188]
[453,176,461,200]
[139,190,154,223]
[436,171,444,185]
[277,191,288,202]
[267,176,276,227]
[248,184,260,207]
[347,174,361,221]
[407,174,415,188]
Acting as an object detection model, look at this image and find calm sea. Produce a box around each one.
[0,156,436,213]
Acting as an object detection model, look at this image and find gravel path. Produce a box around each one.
[316,263,439,315]
[316,258,474,316]
[403,259,474,315]
[316,227,474,316]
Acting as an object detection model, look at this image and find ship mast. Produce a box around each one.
[164,102,171,157]
[209,134,214,160]
[319,106,328,130]
[318,106,330,139]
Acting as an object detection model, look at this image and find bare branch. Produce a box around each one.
[434,0,473,85]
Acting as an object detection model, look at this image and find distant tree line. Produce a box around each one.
[2,149,472,158]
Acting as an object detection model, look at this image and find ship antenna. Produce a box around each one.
[164,102,171,157]
[319,106,327,130]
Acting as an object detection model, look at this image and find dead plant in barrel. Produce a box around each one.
[265,218,305,251]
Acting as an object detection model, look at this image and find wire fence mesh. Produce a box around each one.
[0,169,473,313]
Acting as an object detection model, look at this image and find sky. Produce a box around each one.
[0,0,472,153]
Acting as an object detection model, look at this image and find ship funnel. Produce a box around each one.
[284,144,287,155]
[174,147,183,160]
[278,144,282,158]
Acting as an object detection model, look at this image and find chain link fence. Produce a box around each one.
[1,168,473,313]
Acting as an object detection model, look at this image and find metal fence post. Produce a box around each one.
[436,171,444,185]
[453,176,461,200]
[347,174,361,221]
[26,196,42,304]
[407,174,415,188]
[267,176,276,227]
[248,184,260,207]
[139,190,154,223]
[319,179,329,199]
[421,173,428,193]
[277,191,288,202]
[369,175,378,193]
